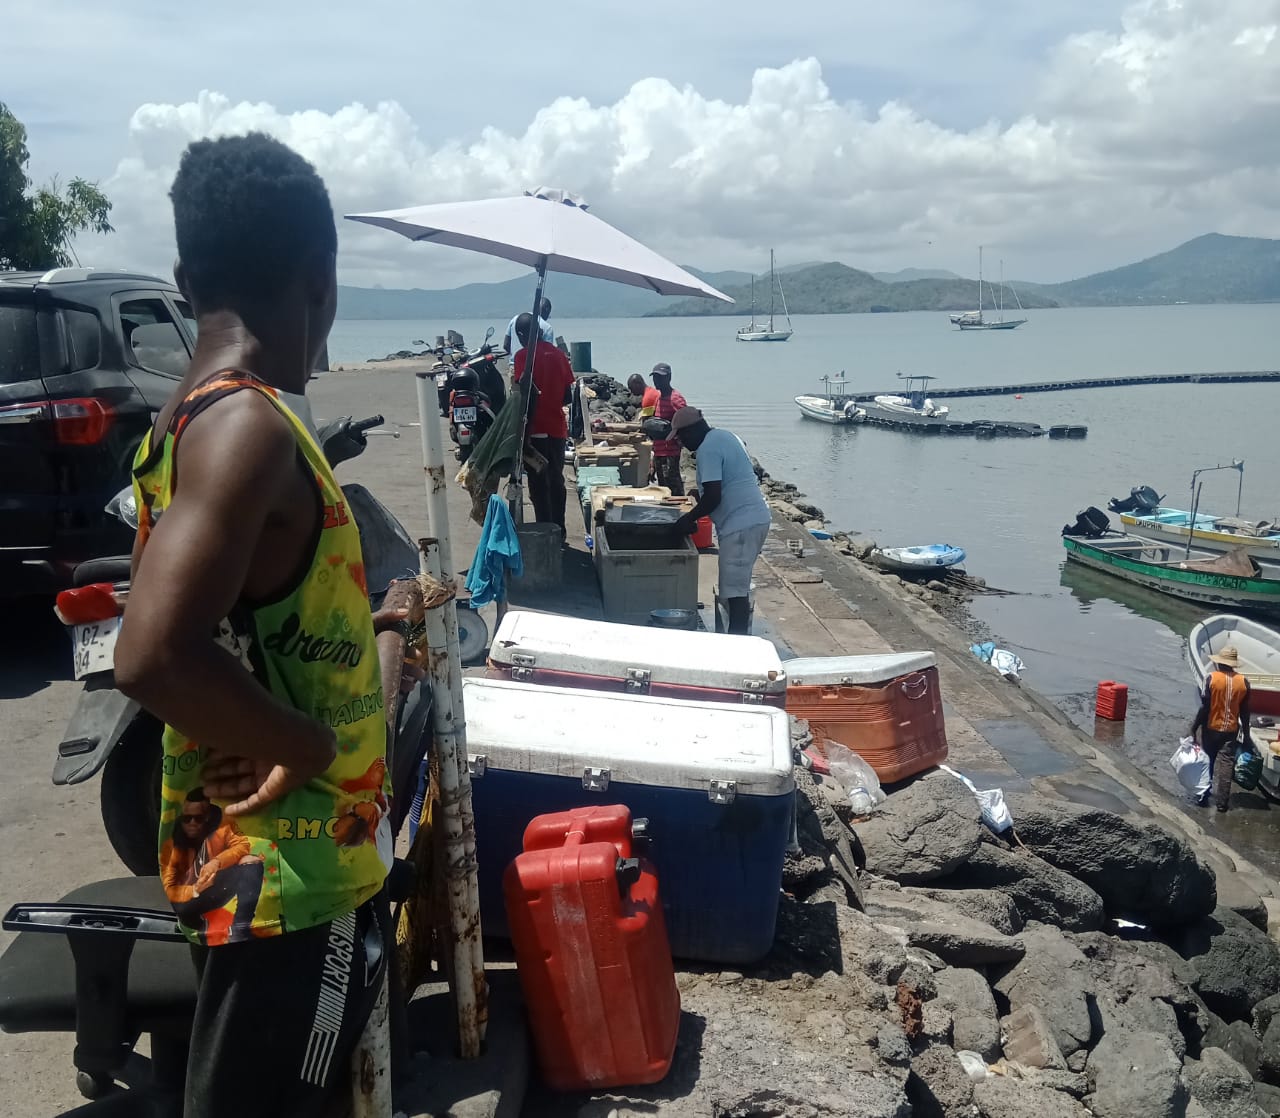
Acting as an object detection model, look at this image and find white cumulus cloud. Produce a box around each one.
[77,0,1280,288]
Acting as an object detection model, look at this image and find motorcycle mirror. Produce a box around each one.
[484,326,495,342]
[105,486,140,531]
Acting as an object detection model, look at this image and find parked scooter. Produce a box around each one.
[448,368,498,464]
[51,414,485,875]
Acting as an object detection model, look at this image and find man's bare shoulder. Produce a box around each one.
[172,385,298,497]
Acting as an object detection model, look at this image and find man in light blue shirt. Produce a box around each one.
[671,406,771,634]
[505,297,554,356]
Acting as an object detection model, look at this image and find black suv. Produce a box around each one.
[0,269,194,596]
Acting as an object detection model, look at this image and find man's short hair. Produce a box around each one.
[515,312,534,345]
[540,298,552,317]
[170,133,337,309]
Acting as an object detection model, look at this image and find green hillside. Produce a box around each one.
[1044,234,1280,305]
[649,262,1057,316]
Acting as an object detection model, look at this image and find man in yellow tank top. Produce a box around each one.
[115,134,403,1118]
[1190,645,1253,813]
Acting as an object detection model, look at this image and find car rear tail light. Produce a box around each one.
[0,398,114,445]
[55,582,123,625]
[51,398,114,445]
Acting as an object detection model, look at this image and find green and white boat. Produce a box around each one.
[1061,533,1280,616]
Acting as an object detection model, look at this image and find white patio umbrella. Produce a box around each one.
[343,190,730,1065]
[347,188,733,511]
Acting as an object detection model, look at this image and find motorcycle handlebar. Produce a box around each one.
[351,415,385,434]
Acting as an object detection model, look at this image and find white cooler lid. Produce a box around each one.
[463,677,795,796]
[491,610,786,691]
[784,651,935,685]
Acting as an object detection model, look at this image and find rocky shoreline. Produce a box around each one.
[568,375,1280,1116]
[537,756,1280,1117]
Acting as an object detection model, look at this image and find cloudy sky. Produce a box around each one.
[5,0,1279,289]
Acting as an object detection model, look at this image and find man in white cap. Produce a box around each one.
[1190,644,1253,812]
[669,407,770,635]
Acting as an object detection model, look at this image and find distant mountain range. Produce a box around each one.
[335,234,1280,321]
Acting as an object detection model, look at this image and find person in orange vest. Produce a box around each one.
[627,373,659,420]
[1190,645,1253,812]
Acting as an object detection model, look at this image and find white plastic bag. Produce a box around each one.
[1169,736,1211,799]
[956,1051,992,1081]
[939,764,1014,833]
[825,740,885,815]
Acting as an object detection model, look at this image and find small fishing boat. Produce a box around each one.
[1188,614,1280,717]
[872,544,966,574]
[795,373,866,425]
[864,374,950,426]
[1060,528,1280,616]
[1188,614,1280,802]
[1110,464,1280,567]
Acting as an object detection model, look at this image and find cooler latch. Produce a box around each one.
[625,667,651,693]
[740,692,763,705]
[582,767,611,791]
[708,779,737,804]
[468,754,487,778]
[511,667,533,682]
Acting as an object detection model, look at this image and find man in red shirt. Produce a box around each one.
[512,312,577,534]
[650,363,687,496]
[628,373,660,419]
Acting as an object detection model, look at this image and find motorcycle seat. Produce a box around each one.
[0,876,195,1036]
[73,556,134,587]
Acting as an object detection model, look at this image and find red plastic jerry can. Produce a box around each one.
[503,805,681,1091]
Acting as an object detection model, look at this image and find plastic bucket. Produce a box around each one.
[570,341,593,374]
[511,524,563,592]
[649,608,697,630]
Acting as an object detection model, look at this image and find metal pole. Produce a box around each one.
[508,259,549,524]
[1238,461,1244,518]
[351,975,392,1117]
[417,538,486,1058]
[411,372,487,1056]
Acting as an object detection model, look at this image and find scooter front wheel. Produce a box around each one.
[100,715,164,875]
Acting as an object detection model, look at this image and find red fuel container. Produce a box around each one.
[1096,680,1129,721]
[504,806,681,1091]
[691,516,714,550]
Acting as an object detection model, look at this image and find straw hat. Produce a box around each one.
[1210,645,1241,667]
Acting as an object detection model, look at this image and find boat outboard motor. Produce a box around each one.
[1062,506,1112,538]
[1108,485,1164,514]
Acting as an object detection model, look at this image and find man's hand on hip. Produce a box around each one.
[203,729,337,816]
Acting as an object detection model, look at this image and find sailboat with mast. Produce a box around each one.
[952,246,1027,331]
[738,250,794,341]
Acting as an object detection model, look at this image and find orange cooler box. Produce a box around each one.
[784,652,947,783]
[504,806,681,1091]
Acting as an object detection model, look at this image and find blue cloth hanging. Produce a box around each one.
[465,493,523,606]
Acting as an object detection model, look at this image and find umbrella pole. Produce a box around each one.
[508,259,549,525]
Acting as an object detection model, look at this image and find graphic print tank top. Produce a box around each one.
[132,372,391,946]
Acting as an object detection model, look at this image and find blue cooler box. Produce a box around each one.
[463,676,795,964]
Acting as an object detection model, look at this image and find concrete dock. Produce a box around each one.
[2,361,1274,1116]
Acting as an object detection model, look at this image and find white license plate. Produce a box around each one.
[71,617,121,680]
[454,406,477,423]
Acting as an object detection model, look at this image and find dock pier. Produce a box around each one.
[852,369,1280,402]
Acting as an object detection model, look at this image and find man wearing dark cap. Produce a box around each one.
[649,363,687,496]
[670,407,770,634]
[512,311,576,535]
